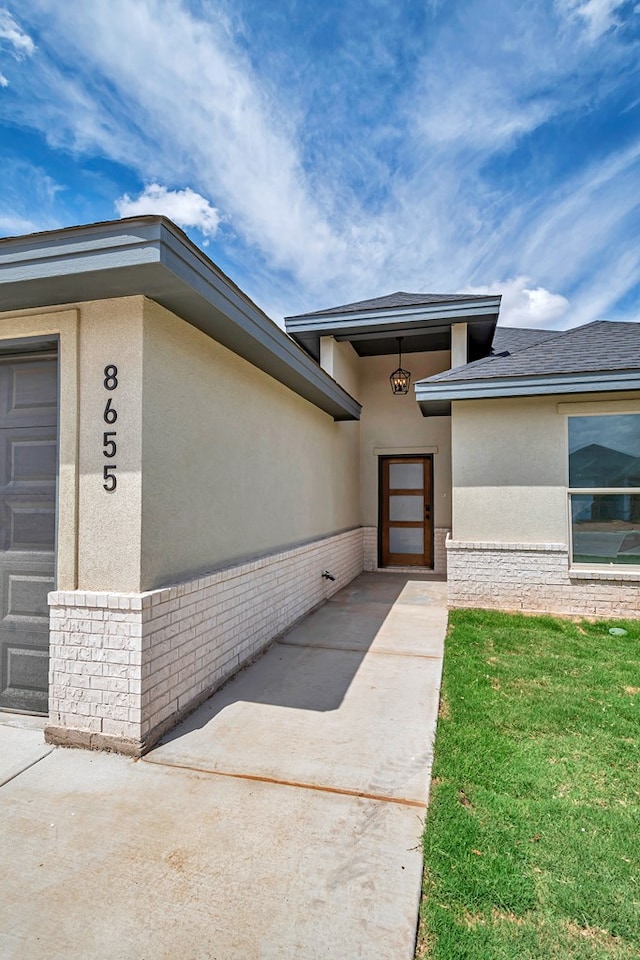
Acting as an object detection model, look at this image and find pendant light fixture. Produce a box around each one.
[389,337,411,395]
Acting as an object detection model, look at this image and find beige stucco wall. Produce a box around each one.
[451,391,640,544]
[76,298,144,592]
[359,351,452,528]
[319,337,360,401]
[140,300,360,589]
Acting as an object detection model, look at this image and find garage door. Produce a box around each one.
[0,353,57,715]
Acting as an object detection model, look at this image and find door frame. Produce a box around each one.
[377,454,434,568]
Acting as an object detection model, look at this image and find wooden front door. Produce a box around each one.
[380,456,433,567]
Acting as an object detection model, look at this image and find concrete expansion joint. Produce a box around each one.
[0,748,54,790]
[141,756,428,809]
[277,639,443,660]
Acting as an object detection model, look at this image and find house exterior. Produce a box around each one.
[415,322,640,619]
[0,216,638,755]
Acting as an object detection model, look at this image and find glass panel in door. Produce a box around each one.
[380,456,433,567]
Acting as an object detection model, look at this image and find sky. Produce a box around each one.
[0,1,639,329]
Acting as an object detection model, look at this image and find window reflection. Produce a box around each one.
[569,415,640,488]
[569,414,640,565]
[572,494,640,564]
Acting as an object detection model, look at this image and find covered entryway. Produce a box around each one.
[379,455,433,567]
[0,351,57,715]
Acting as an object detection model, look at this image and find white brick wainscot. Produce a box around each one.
[447,538,640,618]
[46,528,364,755]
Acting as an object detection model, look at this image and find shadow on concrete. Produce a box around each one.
[157,572,445,744]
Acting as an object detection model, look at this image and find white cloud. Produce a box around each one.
[547,245,640,329]
[4,0,640,328]
[0,212,42,234]
[556,0,627,42]
[0,6,34,87]
[498,140,640,321]
[0,159,62,238]
[115,184,222,239]
[466,277,571,329]
[16,0,344,286]
[0,8,35,56]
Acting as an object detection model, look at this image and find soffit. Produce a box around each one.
[0,217,361,422]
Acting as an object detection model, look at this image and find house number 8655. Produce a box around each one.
[102,364,118,492]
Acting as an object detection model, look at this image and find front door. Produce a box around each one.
[0,353,57,715]
[380,456,433,567]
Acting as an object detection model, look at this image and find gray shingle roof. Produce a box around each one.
[423,321,640,384]
[288,291,491,320]
[490,325,565,354]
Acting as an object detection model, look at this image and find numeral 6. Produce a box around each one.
[104,398,117,424]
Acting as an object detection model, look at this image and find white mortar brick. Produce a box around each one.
[447,540,640,618]
[47,527,364,752]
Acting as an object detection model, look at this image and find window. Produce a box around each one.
[568,414,640,565]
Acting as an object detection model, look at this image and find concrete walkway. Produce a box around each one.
[0,573,446,960]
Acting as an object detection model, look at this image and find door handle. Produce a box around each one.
[425,505,431,518]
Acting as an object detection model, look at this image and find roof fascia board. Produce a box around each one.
[155,223,361,420]
[0,220,162,279]
[285,297,501,333]
[0,218,361,422]
[415,370,640,403]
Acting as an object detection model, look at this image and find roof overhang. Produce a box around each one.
[285,297,501,361]
[0,217,361,422]
[415,370,640,416]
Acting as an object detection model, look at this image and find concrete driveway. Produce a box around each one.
[0,573,446,960]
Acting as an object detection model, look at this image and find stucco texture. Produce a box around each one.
[140,300,360,589]
[320,337,361,401]
[76,298,145,592]
[451,392,640,545]
[358,351,452,529]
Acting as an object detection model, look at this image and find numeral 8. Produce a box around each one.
[104,364,118,390]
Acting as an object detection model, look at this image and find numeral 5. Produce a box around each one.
[103,465,117,492]
[103,431,117,458]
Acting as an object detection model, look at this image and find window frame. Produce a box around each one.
[567,411,640,570]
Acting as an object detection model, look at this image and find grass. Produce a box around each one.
[415,609,640,959]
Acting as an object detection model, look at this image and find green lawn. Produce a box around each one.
[416,609,640,959]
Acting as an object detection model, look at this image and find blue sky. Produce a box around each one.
[0,1,639,328]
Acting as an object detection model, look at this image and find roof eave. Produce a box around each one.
[415,370,640,416]
[286,297,501,361]
[285,296,501,332]
[0,217,361,422]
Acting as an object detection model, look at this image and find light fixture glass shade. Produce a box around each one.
[389,366,411,394]
[390,336,411,394]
